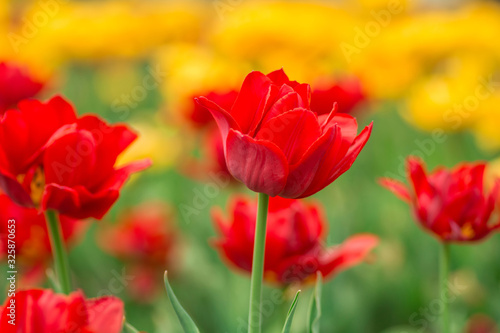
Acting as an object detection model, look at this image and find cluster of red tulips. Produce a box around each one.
[1,64,499,332]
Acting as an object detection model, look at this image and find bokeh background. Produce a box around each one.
[1,0,500,332]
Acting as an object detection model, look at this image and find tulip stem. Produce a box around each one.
[440,243,450,333]
[45,209,72,294]
[248,193,270,333]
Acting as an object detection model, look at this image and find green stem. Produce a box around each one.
[248,193,270,333]
[45,209,72,294]
[440,243,450,333]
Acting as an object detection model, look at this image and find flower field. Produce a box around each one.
[1,1,500,332]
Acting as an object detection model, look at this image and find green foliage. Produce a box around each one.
[282,290,301,333]
[164,272,200,333]
[307,273,322,333]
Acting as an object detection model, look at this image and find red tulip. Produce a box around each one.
[212,195,378,285]
[310,78,365,115]
[98,202,178,302]
[0,95,151,219]
[0,289,124,333]
[0,62,44,115]
[0,193,80,268]
[197,69,372,198]
[41,115,151,219]
[380,157,500,242]
[98,202,176,266]
[0,96,77,207]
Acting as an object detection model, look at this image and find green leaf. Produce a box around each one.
[307,273,323,333]
[281,290,301,333]
[123,322,140,333]
[164,271,200,333]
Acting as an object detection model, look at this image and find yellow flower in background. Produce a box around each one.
[154,43,251,125]
[117,118,183,171]
[394,3,500,61]
[404,53,497,132]
[471,93,500,151]
[6,0,204,67]
[348,2,500,99]
[208,1,361,81]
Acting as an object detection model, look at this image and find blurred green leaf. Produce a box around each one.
[281,290,301,333]
[307,273,322,333]
[380,327,421,333]
[164,271,200,333]
[123,322,140,333]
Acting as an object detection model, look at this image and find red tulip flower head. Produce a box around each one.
[0,289,124,333]
[212,195,378,285]
[197,69,372,198]
[380,157,500,242]
[98,202,178,301]
[0,96,151,219]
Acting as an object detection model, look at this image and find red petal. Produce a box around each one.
[0,172,33,206]
[266,69,290,85]
[408,157,434,198]
[42,184,119,220]
[292,83,311,109]
[258,88,299,127]
[226,130,288,196]
[301,122,373,198]
[379,178,411,202]
[65,292,89,330]
[0,110,29,173]
[86,296,124,333]
[230,71,273,133]
[279,126,341,198]
[324,113,358,145]
[95,159,152,192]
[196,96,240,143]
[319,234,379,278]
[255,108,321,164]
[43,129,97,187]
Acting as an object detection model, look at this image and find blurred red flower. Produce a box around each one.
[0,193,80,273]
[310,78,365,115]
[380,157,500,242]
[0,62,44,115]
[212,195,378,285]
[98,202,178,302]
[0,95,151,219]
[187,90,238,128]
[197,69,372,198]
[0,289,124,333]
[465,314,498,333]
